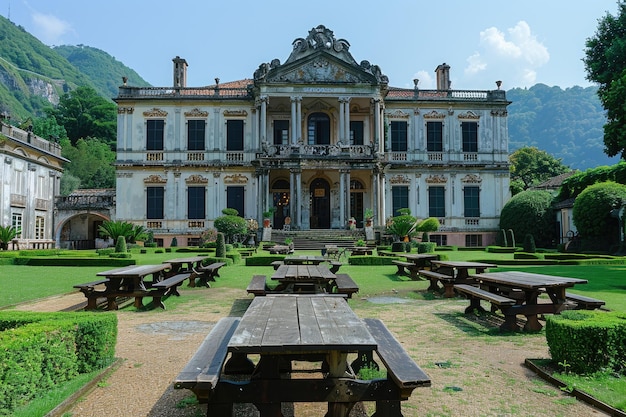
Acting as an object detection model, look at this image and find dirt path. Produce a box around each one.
[14,290,609,417]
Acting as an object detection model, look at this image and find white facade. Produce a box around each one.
[114,26,510,247]
[0,118,66,249]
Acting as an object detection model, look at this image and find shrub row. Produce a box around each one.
[245,255,286,266]
[0,311,117,414]
[546,310,626,374]
[348,256,401,266]
[10,257,136,267]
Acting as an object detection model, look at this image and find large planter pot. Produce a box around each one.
[263,218,271,228]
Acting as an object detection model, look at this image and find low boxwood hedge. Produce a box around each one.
[0,311,117,414]
[245,255,286,266]
[546,310,626,374]
[11,257,136,267]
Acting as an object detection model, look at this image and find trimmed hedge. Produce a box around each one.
[513,252,543,260]
[245,255,286,266]
[11,257,136,267]
[348,256,402,266]
[0,311,117,414]
[546,310,626,374]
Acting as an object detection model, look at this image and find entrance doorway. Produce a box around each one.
[310,178,330,229]
[271,179,290,229]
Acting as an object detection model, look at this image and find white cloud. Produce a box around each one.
[463,20,549,88]
[413,70,434,89]
[31,11,74,45]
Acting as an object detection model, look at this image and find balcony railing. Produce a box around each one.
[386,88,507,102]
[56,194,115,210]
[1,123,63,157]
[117,86,252,99]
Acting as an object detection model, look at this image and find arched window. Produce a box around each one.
[307,112,330,145]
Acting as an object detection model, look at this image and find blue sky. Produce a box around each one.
[2,0,620,91]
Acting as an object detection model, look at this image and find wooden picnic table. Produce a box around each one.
[271,264,337,294]
[163,255,212,287]
[426,260,496,297]
[194,295,429,417]
[464,270,588,331]
[392,253,439,279]
[283,255,327,265]
[93,263,181,310]
[348,246,373,256]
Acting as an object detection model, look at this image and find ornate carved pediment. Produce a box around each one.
[224,174,248,184]
[143,108,168,118]
[386,110,410,119]
[267,59,373,84]
[423,110,446,119]
[458,111,480,120]
[389,174,411,184]
[143,174,167,184]
[461,174,482,183]
[185,108,208,117]
[223,109,248,117]
[185,174,208,184]
[426,174,447,184]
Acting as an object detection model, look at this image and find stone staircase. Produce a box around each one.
[268,229,367,251]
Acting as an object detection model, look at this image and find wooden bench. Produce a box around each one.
[392,260,420,280]
[73,279,109,310]
[332,274,358,298]
[419,270,456,297]
[454,284,519,331]
[360,318,431,400]
[149,273,192,309]
[192,262,226,287]
[174,317,242,404]
[271,260,284,270]
[328,261,342,273]
[565,292,605,310]
[246,275,268,296]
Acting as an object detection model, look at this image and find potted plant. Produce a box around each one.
[355,239,366,247]
[262,208,275,228]
[364,208,374,227]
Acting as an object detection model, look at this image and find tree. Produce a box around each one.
[213,209,248,244]
[509,147,570,195]
[0,225,19,250]
[572,182,626,250]
[60,137,115,189]
[98,220,134,243]
[499,190,555,248]
[46,86,117,147]
[584,2,626,159]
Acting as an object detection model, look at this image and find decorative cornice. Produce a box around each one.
[386,109,410,119]
[461,174,482,183]
[185,108,208,118]
[118,107,134,114]
[185,174,209,184]
[389,174,411,184]
[223,109,248,117]
[143,174,167,184]
[423,110,446,119]
[458,111,480,120]
[224,173,248,184]
[143,108,168,118]
[491,109,508,117]
[426,174,447,184]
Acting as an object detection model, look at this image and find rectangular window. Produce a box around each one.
[462,122,478,152]
[227,120,244,151]
[273,120,289,145]
[188,186,206,219]
[11,212,22,238]
[464,186,480,217]
[350,121,364,145]
[428,187,445,218]
[146,120,164,150]
[147,187,164,219]
[426,121,443,152]
[465,234,483,247]
[226,186,245,217]
[187,120,205,151]
[392,186,409,216]
[430,234,447,246]
[12,168,25,195]
[35,216,45,240]
[390,121,407,152]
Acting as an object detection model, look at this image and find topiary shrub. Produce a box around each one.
[214,209,248,244]
[171,237,178,247]
[499,190,555,248]
[523,234,536,253]
[216,232,226,258]
[572,181,626,251]
[417,242,437,253]
[115,236,127,253]
[391,241,406,252]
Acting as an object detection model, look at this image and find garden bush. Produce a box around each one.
[499,190,555,248]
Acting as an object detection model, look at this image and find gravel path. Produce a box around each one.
[14,289,609,417]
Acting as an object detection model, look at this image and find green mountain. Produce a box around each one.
[54,44,150,99]
[0,15,149,122]
[507,84,620,170]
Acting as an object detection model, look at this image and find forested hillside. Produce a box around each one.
[507,84,621,170]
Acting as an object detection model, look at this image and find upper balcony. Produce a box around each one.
[116,86,253,100]
[1,121,63,158]
[385,88,507,102]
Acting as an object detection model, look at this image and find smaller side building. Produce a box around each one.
[0,116,67,249]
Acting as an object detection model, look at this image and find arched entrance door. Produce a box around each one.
[310,178,331,229]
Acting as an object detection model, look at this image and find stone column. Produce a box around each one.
[344,97,351,145]
[259,95,268,145]
[295,168,302,228]
[296,97,302,144]
[290,96,297,145]
[338,98,345,144]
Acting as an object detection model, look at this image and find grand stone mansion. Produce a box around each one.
[114,25,511,247]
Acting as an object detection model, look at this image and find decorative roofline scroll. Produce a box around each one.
[386,110,410,119]
[457,111,480,120]
[389,174,411,184]
[224,174,248,184]
[461,174,482,183]
[423,110,446,119]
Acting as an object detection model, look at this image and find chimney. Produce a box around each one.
[173,56,188,88]
[435,63,451,90]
